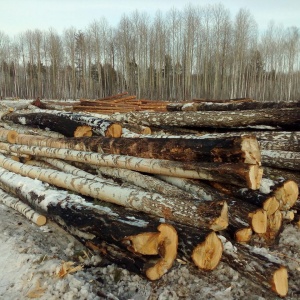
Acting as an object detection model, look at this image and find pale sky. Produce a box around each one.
[0,0,299,37]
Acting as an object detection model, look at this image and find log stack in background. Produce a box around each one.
[0,96,299,298]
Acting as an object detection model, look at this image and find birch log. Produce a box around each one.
[0,167,223,274]
[10,133,261,165]
[167,100,300,112]
[0,142,262,189]
[0,154,228,230]
[220,236,288,297]
[0,188,46,226]
[110,108,300,130]
[2,112,92,137]
[260,150,300,171]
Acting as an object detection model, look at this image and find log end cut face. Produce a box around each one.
[234,227,253,243]
[247,165,263,190]
[240,136,262,165]
[191,231,223,270]
[271,266,288,297]
[210,201,229,231]
[274,180,299,210]
[249,209,268,234]
[106,124,122,138]
[74,125,93,137]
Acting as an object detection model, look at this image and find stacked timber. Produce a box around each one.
[0,98,299,298]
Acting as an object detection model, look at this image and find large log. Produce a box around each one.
[0,168,223,275]
[220,236,288,297]
[260,149,300,171]
[2,112,92,137]
[167,100,300,112]
[10,132,261,165]
[110,108,300,130]
[263,167,300,187]
[0,154,228,230]
[0,142,262,189]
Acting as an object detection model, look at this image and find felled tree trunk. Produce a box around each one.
[263,167,300,187]
[110,108,300,130]
[56,111,122,137]
[220,236,288,297]
[2,112,92,137]
[167,100,300,112]
[11,133,261,165]
[0,154,228,230]
[261,149,300,171]
[0,188,46,226]
[0,167,223,276]
[0,142,262,189]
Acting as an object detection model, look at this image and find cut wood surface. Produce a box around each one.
[110,108,300,130]
[0,142,262,189]
[10,133,261,165]
[0,154,228,230]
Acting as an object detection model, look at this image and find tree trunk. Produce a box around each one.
[263,167,300,187]
[261,149,300,171]
[167,100,300,112]
[220,236,288,297]
[0,142,262,190]
[110,108,300,130]
[2,112,92,137]
[0,154,229,231]
[11,132,261,165]
[0,188,46,226]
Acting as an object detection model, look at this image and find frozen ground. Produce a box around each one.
[0,203,300,300]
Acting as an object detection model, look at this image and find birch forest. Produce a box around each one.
[0,4,299,101]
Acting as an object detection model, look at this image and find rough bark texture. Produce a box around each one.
[220,236,288,297]
[261,149,300,171]
[110,108,300,130]
[0,142,262,189]
[11,133,261,165]
[2,112,92,137]
[167,100,300,112]
[0,154,228,230]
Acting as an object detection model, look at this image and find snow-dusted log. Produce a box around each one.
[0,168,223,274]
[110,108,300,130]
[2,112,92,137]
[56,111,122,137]
[261,149,300,171]
[0,188,46,226]
[220,236,288,297]
[263,167,300,187]
[0,142,262,189]
[167,100,300,112]
[0,154,228,230]
[10,133,261,165]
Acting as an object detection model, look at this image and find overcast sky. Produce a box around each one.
[1,0,299,37]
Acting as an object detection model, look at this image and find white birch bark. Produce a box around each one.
[0,142,260,189]
[0,154,228,230]
[0,188,46,226]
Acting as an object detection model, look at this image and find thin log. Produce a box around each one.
[2,112,92,137]
[11,133,261,165]
[0,142,262,189]
[167,100,300,112]
[110,108,300,130]
[261,149,300,171]
[0,154,228,230]
[0,188,46,226]
[220,236,288,297]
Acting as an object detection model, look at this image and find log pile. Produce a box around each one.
[0,98,299,298]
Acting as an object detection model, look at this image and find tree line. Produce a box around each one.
[0,4,299,101]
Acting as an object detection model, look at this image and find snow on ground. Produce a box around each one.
[0,202,300,300]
